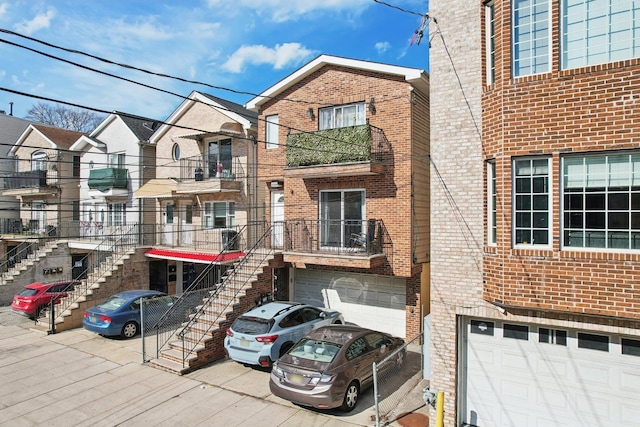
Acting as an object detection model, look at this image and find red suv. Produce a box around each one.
[11,281,77,318]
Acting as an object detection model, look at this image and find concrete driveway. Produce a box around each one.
[0,307,427,426]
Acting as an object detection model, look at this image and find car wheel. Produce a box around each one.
[341,381,360,412]
[279,342,294,358]
[121,321,138,339]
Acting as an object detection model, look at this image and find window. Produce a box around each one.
[73,155,80,177]
[72,201,80,221]
[31,202,45,231]
[319,189,365,248]
[539,328,567,345]
[266,115,279,149]
[512,0,550,77]
[172,143,180,161]
[109,153,125,168]
[503,323,529,340]
[165,204,174,224]
[578,332,609,351]
[563,153,640,249]
[485,1,496,84]
[208,139,232,177]
[562,0,640,69]
[31,151,46,171]
[622,338,640,356]
[185,204,193,225]
[471,320,495,336]
[108,203,126,226]
[514,158,550,246]
[319,102,366,130]
[488,160,497,244]
[203,201,235,229]
[346,337,368,361]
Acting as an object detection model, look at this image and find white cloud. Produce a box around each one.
[206,0,369,22]
[14,8,56,35]
[222,43,315,73]
[375,42,391,55]
[0,3,9,17]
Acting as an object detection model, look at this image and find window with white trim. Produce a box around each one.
[488,160,497,245]
[31,151,46,171]
[512,0,550,77]
[319,102,366,130]
[562,0,640,69]
[485,1,496,85]
[109,153,125,168]
[563,153,640,249]
[514,158,550,246]
[108,203,126,226]
[266,115,279,149]
[203,201,235,229]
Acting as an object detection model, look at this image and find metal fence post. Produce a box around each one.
[49,298,55,334]
[373,361,380,427]
[140,297,145,363]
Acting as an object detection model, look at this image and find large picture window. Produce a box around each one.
[514,158,550,246]
[563,153,640,249]
[319,189,365,248]
[562,0,640,69]
[203,201,235,229]
[319,102,366,130]
[512,0,550,77]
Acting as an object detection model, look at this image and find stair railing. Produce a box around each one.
[175,224,273,368]
[143,224,250,362]
[50,223,140,326]
[0,226,58,281]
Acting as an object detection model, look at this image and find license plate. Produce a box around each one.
[240,339,250,347]
[91,316,98,323]
[287,373,305,385]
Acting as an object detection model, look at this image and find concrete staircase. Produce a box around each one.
[149,248,276,375]
[0,240,59,286]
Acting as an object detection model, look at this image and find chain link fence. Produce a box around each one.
[373,331,427,426]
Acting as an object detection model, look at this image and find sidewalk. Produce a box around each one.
[0,308,428,426]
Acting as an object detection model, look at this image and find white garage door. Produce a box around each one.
[463,318,640,427]
[292,269,406,338]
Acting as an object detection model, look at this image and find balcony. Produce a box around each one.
[282,218,391,269]
[177,155,245,193]
[1,170,56,196]
[88,168,128,198]
[284,124,390,179]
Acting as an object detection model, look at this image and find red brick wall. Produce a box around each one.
[482,0,640,319]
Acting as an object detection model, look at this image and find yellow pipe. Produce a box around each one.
[435,391,444,427]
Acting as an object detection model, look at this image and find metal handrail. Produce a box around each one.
[0,226,58,280]
[175,225,273,367]
[51,223,140,324]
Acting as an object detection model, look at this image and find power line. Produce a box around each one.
[371,0,424,17]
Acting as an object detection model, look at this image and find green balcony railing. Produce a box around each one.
[287,124,391,167]
[88,168,128,191]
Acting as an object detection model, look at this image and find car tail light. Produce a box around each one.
[226,328,233,337]
[99,315,112,324]
[83,312,89,318]
[256,334,279,344]
[310,373,336,385]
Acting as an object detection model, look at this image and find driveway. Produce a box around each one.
[0,307,427,426]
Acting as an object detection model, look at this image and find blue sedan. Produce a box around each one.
[83,290,174,339]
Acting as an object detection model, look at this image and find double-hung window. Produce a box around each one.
[488,160,497,245]
[563,153,640,249]
[31,151,46,171]
[203,201,235,229]
[266,115,279,149]
[319,102,366,130]
[562,0,640,69]
[109,153,125,168]
[512,0,550,77]
[108,203,126,226]
[514,158,551,246]
[485,1,496,85]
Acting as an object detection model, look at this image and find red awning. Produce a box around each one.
[144,248,244,264]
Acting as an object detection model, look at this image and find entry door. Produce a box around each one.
[271,190,284,248]
[149,260,168,293]
[180,204,193,246]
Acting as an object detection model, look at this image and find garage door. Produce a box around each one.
[462,318,640,427]
[292,269,406,338]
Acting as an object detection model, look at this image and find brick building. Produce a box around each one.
[429,1,640,426]
[246,55,430,339]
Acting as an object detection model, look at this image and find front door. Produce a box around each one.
[271,190,284,248]
[149,260,168,293]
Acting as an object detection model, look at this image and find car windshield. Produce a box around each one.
[288,338,342,363]
[18,289,39,297]
[96,296,129,311]
[232,316,273,335]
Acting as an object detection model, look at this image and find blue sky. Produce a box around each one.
[0,0,429,122]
